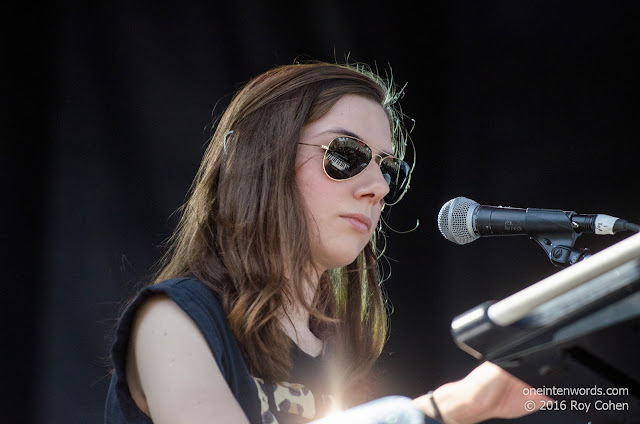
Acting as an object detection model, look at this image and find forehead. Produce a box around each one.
[302,94,393,154]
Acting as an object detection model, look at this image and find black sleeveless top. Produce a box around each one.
[104,278,431,423]
[104,278,337,424]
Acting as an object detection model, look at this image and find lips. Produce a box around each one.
[340,213,372,233]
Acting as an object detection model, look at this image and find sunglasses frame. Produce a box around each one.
[299,135,412,205]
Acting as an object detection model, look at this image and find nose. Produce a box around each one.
[353,158,390,204]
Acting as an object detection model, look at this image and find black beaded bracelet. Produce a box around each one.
[427,390,444,423]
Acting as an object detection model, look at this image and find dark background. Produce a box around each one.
[4,1,639,423]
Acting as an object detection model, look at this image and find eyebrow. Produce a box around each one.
[319,127,395,157]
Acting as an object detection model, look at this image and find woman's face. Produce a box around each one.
[295,94,392,271]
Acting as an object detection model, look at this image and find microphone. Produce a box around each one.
[438,197,629,245]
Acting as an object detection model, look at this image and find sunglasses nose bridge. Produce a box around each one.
[371,153,385,167]
[367,154,394,191]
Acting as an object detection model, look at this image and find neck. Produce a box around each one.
[278,266,324,357]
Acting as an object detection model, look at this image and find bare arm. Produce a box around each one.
[126,295,250,424]
[414,361,550,424]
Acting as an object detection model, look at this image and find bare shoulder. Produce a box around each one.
[126,294,249,423]
[131,294,193,335]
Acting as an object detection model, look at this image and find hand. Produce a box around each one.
[414,361,550,424]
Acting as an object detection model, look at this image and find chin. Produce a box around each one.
[325,247,367,270]
[312,236,371,270]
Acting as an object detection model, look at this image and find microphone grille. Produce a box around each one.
[437,197,480,245]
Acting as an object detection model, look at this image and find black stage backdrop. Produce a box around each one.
[4,1,639,423]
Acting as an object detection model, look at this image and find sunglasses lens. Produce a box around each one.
[323,137,372,180]
[380,157,411,205]
[321,136,410,205]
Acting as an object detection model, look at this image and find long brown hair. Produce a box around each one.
[153,61,410,402]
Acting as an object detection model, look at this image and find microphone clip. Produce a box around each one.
[531,231,591,268]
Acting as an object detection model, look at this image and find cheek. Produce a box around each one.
[299,182,336,232]
[296,160,334,208]
[371,209,382,231]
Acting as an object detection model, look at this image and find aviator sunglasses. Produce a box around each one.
[299,136,412,205]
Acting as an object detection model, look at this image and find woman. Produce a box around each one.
[105,61,546,423]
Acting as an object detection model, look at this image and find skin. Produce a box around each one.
[125,94,546,423]
[126,295,250,423]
